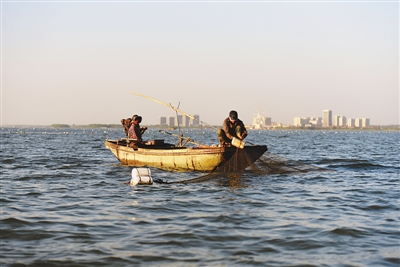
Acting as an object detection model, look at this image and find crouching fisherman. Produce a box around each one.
[217,110,247,147]
[128,115,147,146]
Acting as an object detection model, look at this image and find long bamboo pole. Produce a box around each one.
[131,92,218,130]
[158,130,208,147]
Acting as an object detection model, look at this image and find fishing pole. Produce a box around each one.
[158,130,209,147]
[131,92,218,130]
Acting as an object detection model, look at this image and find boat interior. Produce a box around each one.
[108,138,186,149]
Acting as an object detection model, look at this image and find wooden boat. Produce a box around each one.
[104,139,268,172]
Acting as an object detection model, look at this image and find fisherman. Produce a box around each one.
[128,115,147,144]
[217,110,247,147]
[121,118,132,137]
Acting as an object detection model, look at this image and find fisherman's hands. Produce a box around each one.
[140,127,148,135]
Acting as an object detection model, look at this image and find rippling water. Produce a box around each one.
[1,127,399,267]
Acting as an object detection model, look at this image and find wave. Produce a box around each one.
[315,158,396,170]
[330,227,371,238]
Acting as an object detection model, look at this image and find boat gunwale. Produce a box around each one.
[104,139,267,154]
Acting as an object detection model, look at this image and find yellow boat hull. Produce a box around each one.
[104,139,267,172]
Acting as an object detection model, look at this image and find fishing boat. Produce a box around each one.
[104,138,268,172]
[104,92,268,172]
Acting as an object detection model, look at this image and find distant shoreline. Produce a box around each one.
[2,124,399,131]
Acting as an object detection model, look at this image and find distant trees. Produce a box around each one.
[51,124,121,128]
[51,124,70,128]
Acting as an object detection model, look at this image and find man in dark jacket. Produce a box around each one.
[217,110,247,147]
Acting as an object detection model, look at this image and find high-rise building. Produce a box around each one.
[182,116,190,127]
[192,115,200,126]
[159,117,167,125]
[339,116,347,127]
[362,118,370,127]
[347,118,355,127]
[168,116,175,127]
[355,118,362,128]
[334,115,347,127]
[175,115,183,127]
[333,115,340,127]
[323,110,332,127]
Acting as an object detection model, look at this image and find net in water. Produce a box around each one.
[154,148,329,185]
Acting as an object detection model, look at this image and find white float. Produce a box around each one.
[130,168,153,186]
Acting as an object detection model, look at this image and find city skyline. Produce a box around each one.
[294,109,370,128]
[150,108,373,128]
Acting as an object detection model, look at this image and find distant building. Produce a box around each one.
[362,118,370,128]
[347,118,355,127]
[294,117,309,127]
[192,114,200,126]
[175,115,182,127]
[159,117,167,126]
[168,116,175,127]
[323,110,332,127]
[333,116,339,127]
[294,117,301,127]
[294,117,321,128]
[309,117,322,127]
[355,118,362,128]
[333,115,347,127]
[182,116,190,127]
[339,116,347,127]
[253,112,271,129]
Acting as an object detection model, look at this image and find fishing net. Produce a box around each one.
[251,152,329,174]
[154,148,329,185]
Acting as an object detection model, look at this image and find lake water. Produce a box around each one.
[1,127,399,267]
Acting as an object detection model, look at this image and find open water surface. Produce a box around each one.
[1,127,399,266]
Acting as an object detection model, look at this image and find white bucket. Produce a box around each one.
[130,168,153,186]
[231,137,245,149]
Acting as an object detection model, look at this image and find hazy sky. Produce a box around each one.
[2,1,399,126]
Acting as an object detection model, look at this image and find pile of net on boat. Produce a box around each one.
[154,149,329,185]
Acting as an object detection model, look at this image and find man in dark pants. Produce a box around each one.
[217,110,247,147]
